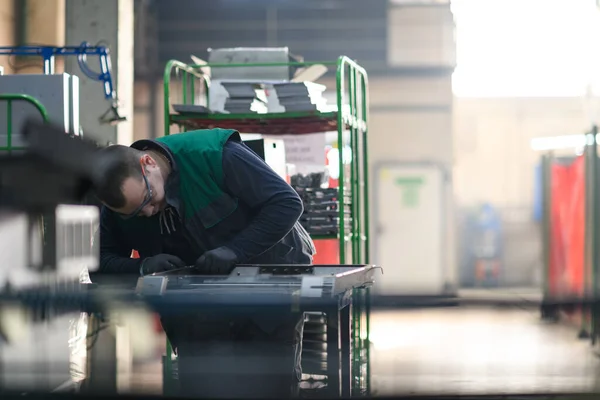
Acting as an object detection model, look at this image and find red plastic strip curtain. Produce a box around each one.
[549,156,585,298]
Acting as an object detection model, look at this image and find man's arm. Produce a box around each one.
[98,206,142,274]
[221,140,304,262]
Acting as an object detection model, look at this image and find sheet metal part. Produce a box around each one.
[135,264,378,299]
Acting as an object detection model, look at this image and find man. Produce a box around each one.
[94,128,315,397]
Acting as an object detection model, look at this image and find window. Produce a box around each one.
[451,0,600,97]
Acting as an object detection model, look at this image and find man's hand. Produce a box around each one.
[141,254,186,275]
[195,246,238,275]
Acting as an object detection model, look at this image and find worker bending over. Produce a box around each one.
[94,128,315,398]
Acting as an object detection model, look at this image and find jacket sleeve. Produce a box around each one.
[97,206,143,274]
[221,140,304,262]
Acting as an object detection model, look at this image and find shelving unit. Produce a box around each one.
[161,56,372,395]
[163,58,369,266]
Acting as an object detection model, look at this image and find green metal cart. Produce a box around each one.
[160,56,372,396]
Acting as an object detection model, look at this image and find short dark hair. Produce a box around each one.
[94,144,144,209]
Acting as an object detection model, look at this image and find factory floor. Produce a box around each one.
[128,288,600,397]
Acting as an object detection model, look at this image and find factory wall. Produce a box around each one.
[372,3,457,291]
[454,98,591,208]
[20,0,65,73]
[133,80,163,141]
[453,97,593,286]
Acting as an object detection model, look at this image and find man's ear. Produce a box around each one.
[142,153,157,167]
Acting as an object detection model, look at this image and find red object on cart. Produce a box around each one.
[313,239,339,264]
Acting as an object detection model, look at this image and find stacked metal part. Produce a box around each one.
[270,81,328,113]
[204,47,287,115]
[291,173,352,237]
[219,82,268,114]
[192,47,331,115]
[301,312,328,380]
[300,309,367,394]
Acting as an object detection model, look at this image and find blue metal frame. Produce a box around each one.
[0,42,125,124]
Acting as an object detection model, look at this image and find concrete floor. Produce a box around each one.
[128,302,600,397]
[370,306,600,396]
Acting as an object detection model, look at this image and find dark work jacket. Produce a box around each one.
[96,137,315,277]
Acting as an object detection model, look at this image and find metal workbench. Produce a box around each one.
[136,264,379,397]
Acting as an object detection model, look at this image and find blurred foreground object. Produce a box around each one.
[0,119,105,393]
[0,119,102,288]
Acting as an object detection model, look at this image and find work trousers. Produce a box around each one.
[160,312,305,398]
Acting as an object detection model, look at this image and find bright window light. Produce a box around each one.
[452,0,600,97]
[529,133,598,151]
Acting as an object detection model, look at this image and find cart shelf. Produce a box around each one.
[171,110,339,135]
[170,110,367,136]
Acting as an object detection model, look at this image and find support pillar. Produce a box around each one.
[0,0,15,74]
[64,0,133,145]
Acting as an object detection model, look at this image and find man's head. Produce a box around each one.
[95,145,168,218]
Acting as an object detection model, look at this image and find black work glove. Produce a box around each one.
[141,254,186,275]
[195,246,238,275]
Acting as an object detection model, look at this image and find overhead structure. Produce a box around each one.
[0,42,126,126]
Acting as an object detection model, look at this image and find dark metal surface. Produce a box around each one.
[138,264,378,299]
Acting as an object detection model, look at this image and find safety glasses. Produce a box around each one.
[120,158,153,220]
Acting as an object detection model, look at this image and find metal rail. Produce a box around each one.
[0,43,125,124]
[0,93,48,153]
[162,59,210,136]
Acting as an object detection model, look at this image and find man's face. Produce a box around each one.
[112,154,167,218]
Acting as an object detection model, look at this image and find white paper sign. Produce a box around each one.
[277,133,327,174]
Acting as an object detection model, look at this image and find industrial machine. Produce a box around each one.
[0,73,80,147]
[0,42,126,139]
[136,264,378,397]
